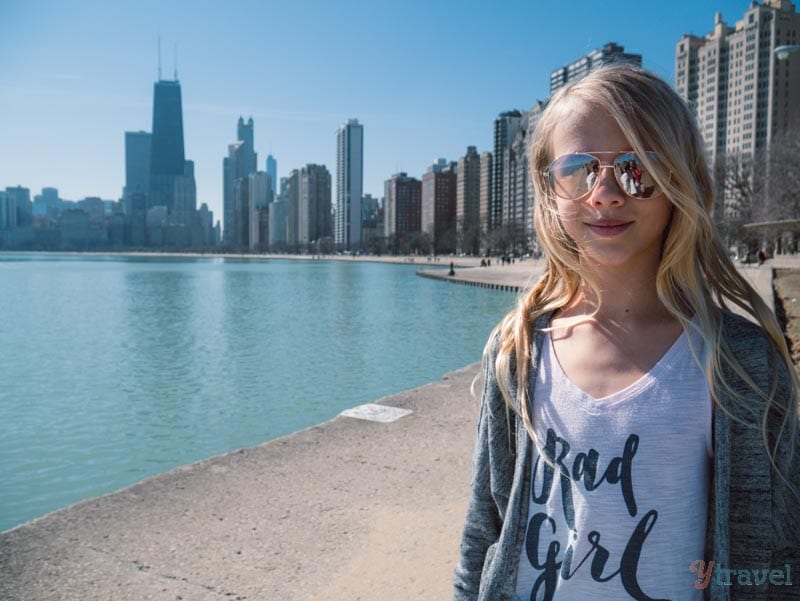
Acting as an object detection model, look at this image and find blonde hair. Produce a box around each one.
[489,63,798,492]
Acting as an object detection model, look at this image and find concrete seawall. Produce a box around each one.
[0,365,482,601]
[0,258,785,600]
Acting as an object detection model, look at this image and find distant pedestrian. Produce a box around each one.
[454,64,799,601]
[448,261,455,276]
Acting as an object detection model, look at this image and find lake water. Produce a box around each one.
[0,254,517,531]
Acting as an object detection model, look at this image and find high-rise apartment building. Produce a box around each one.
[198,203,215,247]
[384,173,422,238]
[335,118,363,249]
[298,164,332,247]
[362,194,379,218]
[503,101,547,249]
[124,131,151,215]
[5,186,31,228]
[479,152,493,247]
[421,159,457,253]
[248,171,270,251]
[0,191,15,230]
[676,0,800,166]
[361,194,381,246]
[173,160,197,229]
[492,111,522,233]
[550,42,642,96]
[285,169,300,247]
[148,79,186,214]
[129,192,147,246]
[457,146,481,255]
[249,171,271,210]
[33,187,60,219]
[268,200,287,249]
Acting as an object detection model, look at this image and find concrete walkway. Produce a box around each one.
[418,258,777,318]
[0,257,792,601]
[1,367,481,601]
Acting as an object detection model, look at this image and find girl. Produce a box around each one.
[453,64,799,601]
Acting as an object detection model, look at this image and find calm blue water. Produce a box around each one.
[0,254,517,531]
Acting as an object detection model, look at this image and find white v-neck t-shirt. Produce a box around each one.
[514,326,712,601]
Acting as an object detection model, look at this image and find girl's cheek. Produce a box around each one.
[556,202,581,222]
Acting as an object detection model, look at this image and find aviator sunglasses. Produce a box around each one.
[544,151,663,201]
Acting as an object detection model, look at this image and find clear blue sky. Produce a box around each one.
[0,0,749,223]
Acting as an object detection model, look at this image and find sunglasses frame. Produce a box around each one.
[543,151,663,201]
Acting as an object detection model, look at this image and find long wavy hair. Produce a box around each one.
[488,63,798,491]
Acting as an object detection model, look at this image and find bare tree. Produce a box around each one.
[766,128,800,221]
[486,222,527,256]
[435,225,457,255]
[714,151,767,253]
[457,217,482,256]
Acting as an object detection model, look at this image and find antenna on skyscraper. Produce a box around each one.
[158,35,162,80]
[174,43,178,80]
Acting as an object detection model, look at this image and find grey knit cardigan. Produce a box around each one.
[453,311,800,601]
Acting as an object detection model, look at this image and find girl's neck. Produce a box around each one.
[561,261,673,326]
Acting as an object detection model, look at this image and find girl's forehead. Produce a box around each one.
[550,106,629,154]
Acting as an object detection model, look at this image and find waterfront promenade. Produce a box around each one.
[0,257,784,600]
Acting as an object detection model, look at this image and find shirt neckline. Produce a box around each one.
[545,326,689,410]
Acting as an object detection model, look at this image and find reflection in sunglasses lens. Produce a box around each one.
[550,153,661,200]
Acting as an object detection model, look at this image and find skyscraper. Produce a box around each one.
[5,186,31,228]
[298,164,332,247]
[266,155,277,198]
[268,199,287,249]
[0,190,15,230]
[457,146,481,255]
[335,118,363,249]
[549,42,642,96]
[237,117,258,176]
[504,103,544,249]
[124,131,151,215]
[173,160,197,229]
[224,141,244,245]
[421,159,457,253]
[149,80,185,213]
[223,117,258,246]
[675,1,800,166]
[383,173,422,239]
[248,172,270,251]
[479,152,493,247]
[492,111,522,232]
[285,169,300,247]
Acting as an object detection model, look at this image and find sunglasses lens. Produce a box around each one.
[549,154,599,200]
[613,153,661,198]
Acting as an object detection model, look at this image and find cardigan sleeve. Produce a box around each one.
[452,341,508,601]
[767,343,800,578]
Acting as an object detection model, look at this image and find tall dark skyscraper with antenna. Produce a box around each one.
[148,78,186,214]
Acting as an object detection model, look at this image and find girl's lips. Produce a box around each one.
[586,221,633,237]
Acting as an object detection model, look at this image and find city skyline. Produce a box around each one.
[0,0,759,221]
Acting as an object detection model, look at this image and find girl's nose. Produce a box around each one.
[588,168,624,206]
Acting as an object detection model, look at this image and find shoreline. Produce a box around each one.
[0,256,793,600]
[0,363,482,601]
[0,251,531,535]
[0,249,487,268]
